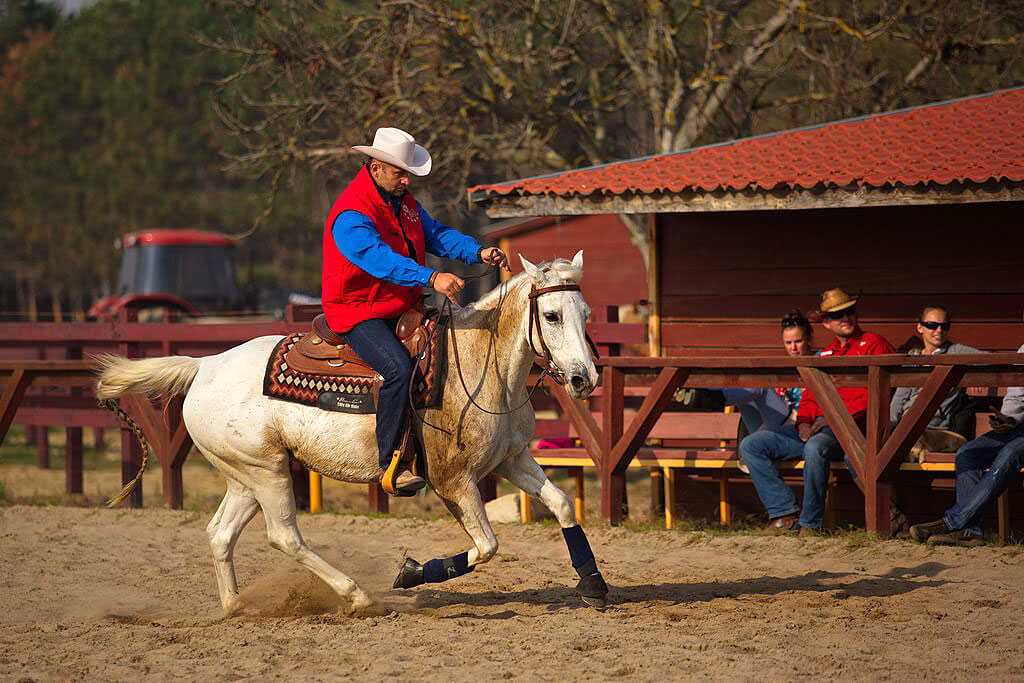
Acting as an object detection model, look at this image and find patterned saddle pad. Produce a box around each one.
[262,312,446,414]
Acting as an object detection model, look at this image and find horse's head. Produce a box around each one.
[519,250,598,400]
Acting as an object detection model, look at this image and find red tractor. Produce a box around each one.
[90,229,244,321]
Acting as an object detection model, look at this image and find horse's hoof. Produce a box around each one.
[392,557,425,589]
[345,597,391,618]
[576,570,608,610]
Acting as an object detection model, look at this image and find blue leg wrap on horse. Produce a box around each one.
[562,525,595,570]
[422,552,474,583]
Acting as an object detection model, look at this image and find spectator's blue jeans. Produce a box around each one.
[944,423,1024,537]
[343,318,413,471]
[739,424,846,528]
[721,388,791,432]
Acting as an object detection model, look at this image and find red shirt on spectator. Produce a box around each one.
[796,327,895,425]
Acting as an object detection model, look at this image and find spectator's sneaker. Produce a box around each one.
[927,530,986,547]
[909,518,949,543]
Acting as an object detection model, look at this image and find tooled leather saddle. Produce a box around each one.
[262,304,446,414]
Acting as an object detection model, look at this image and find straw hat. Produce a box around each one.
[352,127,432,176]
[819,287,859,314]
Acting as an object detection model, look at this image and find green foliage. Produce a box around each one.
[0,0,320,315]
[1,0,1022,311]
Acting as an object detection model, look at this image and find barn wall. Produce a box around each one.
[658,201,1024,355]
[492,215,649,310]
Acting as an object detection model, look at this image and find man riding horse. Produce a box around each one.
[324,127,510,495]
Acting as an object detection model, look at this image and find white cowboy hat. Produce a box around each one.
[352,127,432,177]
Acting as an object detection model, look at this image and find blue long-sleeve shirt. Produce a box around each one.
[332,194,482,287]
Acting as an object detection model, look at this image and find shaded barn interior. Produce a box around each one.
[658,201,1024,356]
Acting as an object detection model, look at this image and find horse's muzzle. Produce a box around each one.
[568,372,594,398]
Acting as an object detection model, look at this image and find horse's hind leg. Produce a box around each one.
[207,480,259,614]
[252,468,375,613]
[494,449,609,608]
[392,481,496,589]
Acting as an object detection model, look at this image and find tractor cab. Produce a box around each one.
[90,229,243,320]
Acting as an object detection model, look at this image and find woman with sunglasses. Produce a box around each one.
[890,305,981,435]
[676,309,815,433]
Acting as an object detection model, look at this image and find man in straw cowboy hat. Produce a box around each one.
[739,287,895,534]
[323,127,510,495]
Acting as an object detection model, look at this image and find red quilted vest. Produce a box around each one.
[322,166,426,333]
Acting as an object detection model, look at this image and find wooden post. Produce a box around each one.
[117,328,142,507]
[646,214,660,358]
[477,474,498,503]
[600,366,625,524]
[35,425,49,469]
[118,421,143,507]
[65,345,83,495]
[663,466,675,529]
[519,490,532,523]
[649,467,665,517]
[998,490,1011,543]
[290,460,310,511]
[573,467,585,523]
[865,366,892,535]
[309,471,322,514]
[718,470,732,526]
[368,483,389,514]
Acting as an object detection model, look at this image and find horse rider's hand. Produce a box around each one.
[480,247,511,272]
[432,272,465,305]
[797,422,813,442]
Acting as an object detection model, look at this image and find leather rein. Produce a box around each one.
[442,280,599,421]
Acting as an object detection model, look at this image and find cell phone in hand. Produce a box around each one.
[989,411,1011,426]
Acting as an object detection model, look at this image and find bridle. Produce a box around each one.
[432,278,599,424]
[527,283,600,385]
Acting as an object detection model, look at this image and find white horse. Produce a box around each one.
[96,252,608,614]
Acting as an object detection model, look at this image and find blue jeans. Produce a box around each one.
[739,424,846,528]
[944,423,1024,537]
[343,318,413,470]
[720,388,791,432]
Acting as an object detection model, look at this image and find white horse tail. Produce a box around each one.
[94,354,201,507]
[95,354,201,401]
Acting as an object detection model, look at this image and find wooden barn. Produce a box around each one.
[468,87,1024,532]
[471,87,1024,356]
[481,215,648,313]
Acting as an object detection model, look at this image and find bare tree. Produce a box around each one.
[206,0,1024,258]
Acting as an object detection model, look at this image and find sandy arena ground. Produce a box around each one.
[2,456,1024,681]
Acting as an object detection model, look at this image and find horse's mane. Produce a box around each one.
[456,258,583,327]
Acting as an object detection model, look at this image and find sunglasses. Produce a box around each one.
[781,317,805,329]
[920,321,951,331]
[822,307,856,321]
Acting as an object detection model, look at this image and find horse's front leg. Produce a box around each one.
[392,479,497,589]
[494,449,609,608]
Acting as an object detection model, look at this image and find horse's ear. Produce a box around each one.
[571,250,583,272]
[519,254,541,281]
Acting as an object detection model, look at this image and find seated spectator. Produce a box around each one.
[739,288,895,534]
[675,309,815,433]
[888,305,983,448]
[910,338,1024,547]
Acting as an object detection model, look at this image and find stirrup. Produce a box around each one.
[381,449,422,497]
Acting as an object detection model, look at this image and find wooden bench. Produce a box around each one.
[531,406,1018,540]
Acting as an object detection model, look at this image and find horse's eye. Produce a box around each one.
[544,311,560,323]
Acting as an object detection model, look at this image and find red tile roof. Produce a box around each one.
[468,88,1024,201]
